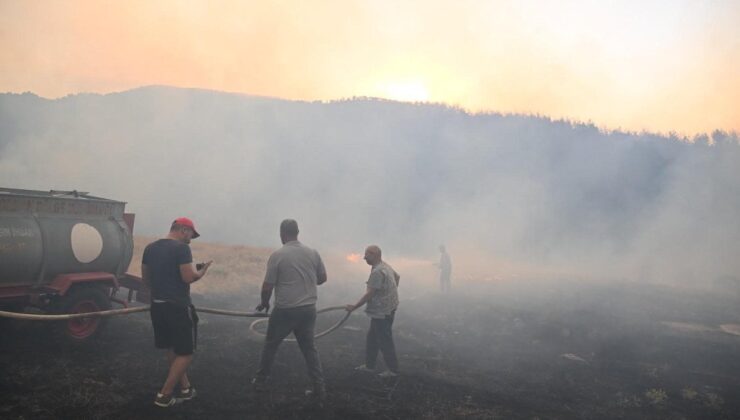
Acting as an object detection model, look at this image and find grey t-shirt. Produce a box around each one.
[264,241,326,309]
[365,261,399,318]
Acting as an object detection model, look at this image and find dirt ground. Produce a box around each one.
[2,241,740,419]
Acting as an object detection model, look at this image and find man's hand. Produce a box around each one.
[181,260,212,284]
[200,260,213,272]
[345,304,356,312]
[256,302,270,313]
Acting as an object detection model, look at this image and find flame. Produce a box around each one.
[346,253,362,263]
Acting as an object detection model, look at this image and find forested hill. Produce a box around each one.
[1,86,738,284]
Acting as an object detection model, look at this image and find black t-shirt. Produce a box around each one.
[142,239,193,305]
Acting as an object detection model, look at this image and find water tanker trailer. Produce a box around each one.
[0,187,147,341]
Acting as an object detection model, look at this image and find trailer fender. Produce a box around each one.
[47,272,118,296]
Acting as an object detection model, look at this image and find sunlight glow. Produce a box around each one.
[377,80,430,103]
[0,1,737,134]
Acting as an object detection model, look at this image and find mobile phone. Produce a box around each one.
[196,262,205,270]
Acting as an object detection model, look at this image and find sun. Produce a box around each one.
[378,80,430,103]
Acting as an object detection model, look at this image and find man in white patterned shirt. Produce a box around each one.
[345,245,400,377]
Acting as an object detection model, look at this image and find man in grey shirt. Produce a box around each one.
[253,219,327,401]
[345,245,400,377]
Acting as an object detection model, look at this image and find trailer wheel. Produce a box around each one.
[53,286,112,341]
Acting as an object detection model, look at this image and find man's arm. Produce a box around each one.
[257,282,274,312]
[179,261,212,284]
[316,252,327,285]
[258,254,278,312]
[317,270,327,286]
[345,287,375,312]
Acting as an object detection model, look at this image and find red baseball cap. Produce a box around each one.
[172,217,200,238]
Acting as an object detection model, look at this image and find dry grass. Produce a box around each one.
[126,236,375,301]
[128,236,273,295]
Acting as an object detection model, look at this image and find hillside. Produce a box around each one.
[1,86,739,285]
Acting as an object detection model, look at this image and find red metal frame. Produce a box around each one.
[118,272,150,303]
[0,285,35,300]
[117,272,143,290]
[47,272,118,296]
[0,272,148,309]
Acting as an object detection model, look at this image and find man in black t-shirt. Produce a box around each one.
[142,217,212,408]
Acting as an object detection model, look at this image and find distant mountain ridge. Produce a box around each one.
[1,86,738,283]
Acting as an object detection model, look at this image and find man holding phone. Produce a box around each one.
[142,217,212,408]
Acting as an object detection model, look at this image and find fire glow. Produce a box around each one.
[346,253,362,263]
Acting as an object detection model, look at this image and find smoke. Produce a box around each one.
[1,86,738,287]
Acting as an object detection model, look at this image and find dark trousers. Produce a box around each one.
[255,305,325,391]
[440,271,451,292]
[366,311,399,373]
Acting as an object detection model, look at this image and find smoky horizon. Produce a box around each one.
[1,86,739,289]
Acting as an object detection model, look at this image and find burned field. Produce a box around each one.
[2,239,740,419]
[2,277,739,420]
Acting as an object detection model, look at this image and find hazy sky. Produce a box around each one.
[0,0,737,135]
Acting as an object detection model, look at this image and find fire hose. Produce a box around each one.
[0,305,351,340]
[248,306,352,341]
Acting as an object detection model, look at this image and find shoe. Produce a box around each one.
[354,364,374,373]
[154,393,179,407]
[378,370,399,378]
[252,377,268,392]
[178,387,197,401]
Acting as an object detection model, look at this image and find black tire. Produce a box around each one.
[51,285,112,342]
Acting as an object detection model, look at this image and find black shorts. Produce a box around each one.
[150,301,198,355]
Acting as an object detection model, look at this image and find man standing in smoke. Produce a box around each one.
[438,245,452,293]
[142,217,212,408]
[346,245,401,377]
[252,219,328,402]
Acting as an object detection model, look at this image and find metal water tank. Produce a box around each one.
[0,188,134,287]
